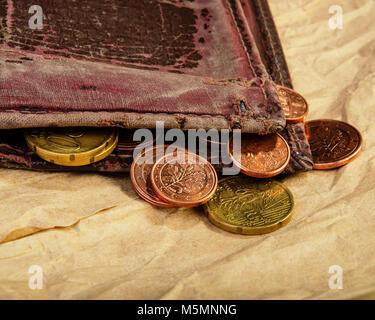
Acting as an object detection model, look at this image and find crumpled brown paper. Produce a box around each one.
[0,0,375,299]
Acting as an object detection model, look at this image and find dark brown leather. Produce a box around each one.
[248,0,313,173]
[0,0,313,173]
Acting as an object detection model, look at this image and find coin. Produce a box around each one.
[150,150,218,207]
[24,127,118,166]
[130,145,176,208]
[197,134,226,146]
[204,175,294,235]
[276,85,309,123]
[305,119,363,169]
[117,129,154,152]
[228,133,290,178]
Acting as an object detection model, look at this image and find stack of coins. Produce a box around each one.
[130,146,218,208]
[23,86,363,235]
[116,129,155,153]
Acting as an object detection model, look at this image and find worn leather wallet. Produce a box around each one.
[0,0,313,173]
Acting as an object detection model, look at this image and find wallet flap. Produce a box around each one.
[0,0,285,134]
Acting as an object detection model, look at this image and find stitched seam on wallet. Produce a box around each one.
[253,0,284,84]
[0,87,275,126]
[0,109,250,122]
[226,0,275,121]
[1,105,280,130]
[227,0,259,79]
[1,108,241,118]
[0,109,281,134]
[250,0,291,88]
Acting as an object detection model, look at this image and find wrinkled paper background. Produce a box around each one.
[1,0,374,299]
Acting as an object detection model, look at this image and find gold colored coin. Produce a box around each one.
[204,175,294,235]
[24,127,118,166]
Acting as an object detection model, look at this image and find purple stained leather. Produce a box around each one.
[0,0,313,173]
[0,0,285,133]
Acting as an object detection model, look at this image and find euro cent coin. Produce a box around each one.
[24,127,118,166]
[150,150,218,207]
[305,119,363,169]
[117,129,154,151]
[204,175,294,235]
[130,145,176,208]
[276,85,309,123]
[229,133,290,178]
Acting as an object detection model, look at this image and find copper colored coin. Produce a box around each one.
[117,129,154,151]
[130,145,175,208]
[276,85,309,123]
[305,119,362,169]
[229,133,290,178]
[150,151,218,207]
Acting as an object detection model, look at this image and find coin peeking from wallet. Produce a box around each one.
[24,127,119,166]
